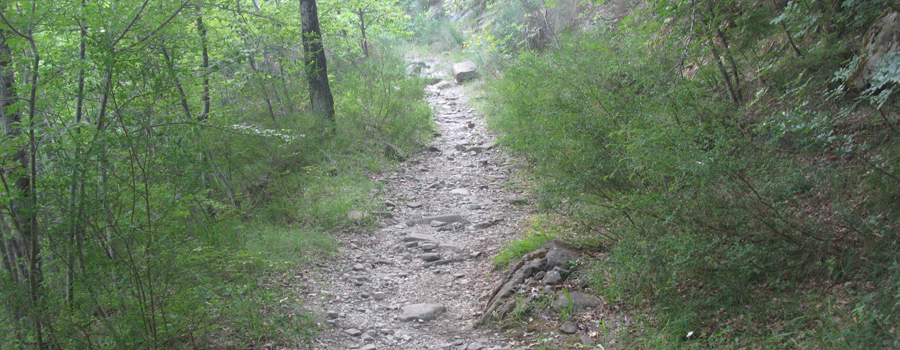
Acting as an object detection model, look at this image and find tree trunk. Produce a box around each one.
[197,5,210,120]
[300,0,335,133]
[358,9,369,57]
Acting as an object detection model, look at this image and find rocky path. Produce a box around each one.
[305,59,530,350]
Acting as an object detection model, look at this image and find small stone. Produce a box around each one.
[470,251,482,258]
[543,270,563,285]
[465,204,482,210]
[326,311,339,319]
[384,142,407,161]
[398,271,409,277]
[505,196,527,204]
[467,342,485,350]
[361,333,375,342]
[373,292,386,300]
[346,328,364,336]
[360,292,370,299]
[579,335,595,346]
[453,273,465,279]
[420,243,439,251]
[360,344,377,350]
[385,200,397,207]
[407,202,423,209]
[559,321,578,334]
[348,211,366,222]
[352,264,366,271]
[365,329,378,337]
[407,214,467,227]
[374,259,394,266]
[404,233,438,242]
[430,220,447,227]
[421,253,441,262]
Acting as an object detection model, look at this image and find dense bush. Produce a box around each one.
[488,12,900,346]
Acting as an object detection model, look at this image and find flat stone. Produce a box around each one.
[399,303,446,322]
[450,188,470,195]
[360,344,377,350]
[407,202,423,209]
[468,142,496,153]
[467,342,485,350]
[435,81,452,90]
[420,243,439,251]
[554,292,602,312]
[430,220,447,227]
[346,328,364,336]
[559,321,578,334]
[403,233,438,242]
[473,218,502,229]
[505,196,527,204]
[421,253,442,262]
[407,214,468,227]
[465,204,482,210]
[373,292,386,300]
[352,264,366,271]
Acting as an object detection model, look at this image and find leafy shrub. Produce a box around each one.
[486,23,900,347]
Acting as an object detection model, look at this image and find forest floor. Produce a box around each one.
[301,58,537,350]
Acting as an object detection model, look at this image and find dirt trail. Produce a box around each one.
[305,59,530,350]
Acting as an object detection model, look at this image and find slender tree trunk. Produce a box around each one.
[357,9,369,57]
[716,29,743,103]
[196,5,210,120]
[161,46,194,120]
[300,0,335,132]
[67,4,89,307]
[249,55,281,127]
[708,37,739,104]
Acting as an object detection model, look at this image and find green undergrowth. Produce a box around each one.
[0,45,432,348]
[493,217,560,269]
[477,10,900,349]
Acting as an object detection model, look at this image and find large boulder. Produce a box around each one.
[452,61,479,83]
[848,11,900,89]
